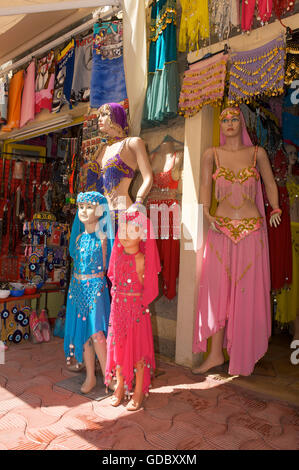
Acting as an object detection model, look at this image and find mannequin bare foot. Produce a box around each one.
[110,384,124,407]
[191,353,225,375]
[126,392,144,411]
[80,375,97,394]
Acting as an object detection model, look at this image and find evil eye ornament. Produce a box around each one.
[1,309,9,320]
[8,334,14,342]
[23,332,29,341]
[12,306,18,315]
[29,263,37,272]
[20,317,29,327]
[15,311,25,323]
[12,330,23,344]
[47,262,54,272]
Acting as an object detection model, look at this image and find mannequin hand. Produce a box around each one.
[207,215,221,233]
[269,213,281,228]
[126,201,144,213]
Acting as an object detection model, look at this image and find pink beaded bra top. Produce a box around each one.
[212,146,260,211]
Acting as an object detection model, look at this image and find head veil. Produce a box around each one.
[108,209,161,307]
[69,191,114,266]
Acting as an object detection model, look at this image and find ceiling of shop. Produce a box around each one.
[0,1,95,66]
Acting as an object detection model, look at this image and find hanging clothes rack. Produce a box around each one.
[187,43,230,66]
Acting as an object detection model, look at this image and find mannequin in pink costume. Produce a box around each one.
[105,209,160,411]
[192,107,282,376]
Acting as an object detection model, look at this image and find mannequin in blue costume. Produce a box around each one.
[64,191,114,394]
[86,102,153,234]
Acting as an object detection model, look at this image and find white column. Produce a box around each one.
[175,105,215,367]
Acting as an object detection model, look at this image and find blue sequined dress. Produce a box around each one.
[64,230,111,364]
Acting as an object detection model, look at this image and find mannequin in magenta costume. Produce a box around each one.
[105,209,160,411]
[86,103,153,234]
[193,107,281,376]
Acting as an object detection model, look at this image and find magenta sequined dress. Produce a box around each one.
[105,248,155,395]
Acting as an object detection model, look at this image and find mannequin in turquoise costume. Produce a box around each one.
[64,192,114,394]
[142,0,180,126]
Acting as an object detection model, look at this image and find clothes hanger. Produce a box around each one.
[150,135,184,154]
[188,43,229,66]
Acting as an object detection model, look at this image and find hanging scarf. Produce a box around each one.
[228,36,286,105]
[178,0,209,52]
[90,20,127,108]
[179,52,228,118]
[210,0,240,41]
[273,0,295,21]
[241,0,273,31]
[52,40,75,113]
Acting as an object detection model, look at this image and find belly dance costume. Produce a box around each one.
[146,153,180,299]
[64,230,111,365]
[275,177,299,325]
[105,212,160,395]
[193,146,271,376]
[86,138,135,234]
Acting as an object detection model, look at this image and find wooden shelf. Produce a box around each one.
[0,293,41,304]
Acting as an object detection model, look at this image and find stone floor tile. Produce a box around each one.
[174,411,227,439]
[143,392,170,410]
[14,408,61,429]
[263,424,299,450]
[113,424,156,450]
[146,396,193,421]
[123,409,172,434]
[228,413,283,441]
[239,438,277,450]
[0,412,27,432]
[146,422,202,450]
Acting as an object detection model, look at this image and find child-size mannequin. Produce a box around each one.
[64,192,114,393]
[105,209,160,411]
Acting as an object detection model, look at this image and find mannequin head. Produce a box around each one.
[97,102,129,138]
[118,221,142,253]
[76,192,107,233]
[219,107,242,139]
[285,143,298,167]
[78,201,103,226]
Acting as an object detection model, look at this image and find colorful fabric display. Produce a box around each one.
[284,36,299,86]
[20,60,35,128]
[210,0,240,41]
[241,0,272,31]
[90,20,127,108]
[228,36,286,105]
[179,52,228,118]
[0,76,8,125]
[142,0,180,126]
[35,51,55,114]
[2,70,24,131]
[179,0,209,52]
[273,0,295,20]
[71,34,93,105]
[52,39,75,113]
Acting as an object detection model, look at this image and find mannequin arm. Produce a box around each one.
[200,148,215,220]
[128,137,153,203]
[256,147,280,210]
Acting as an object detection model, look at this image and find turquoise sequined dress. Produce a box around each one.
[64,231,111,364]
[142,0,180,126]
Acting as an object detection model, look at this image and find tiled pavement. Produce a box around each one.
[0,337,298,450]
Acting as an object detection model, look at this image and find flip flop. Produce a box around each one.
[29,311,43,343]
[39,309,51,342]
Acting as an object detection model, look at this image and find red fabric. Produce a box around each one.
[264,149,292,289]
[265,185,292,289]
[242,0,273,31]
